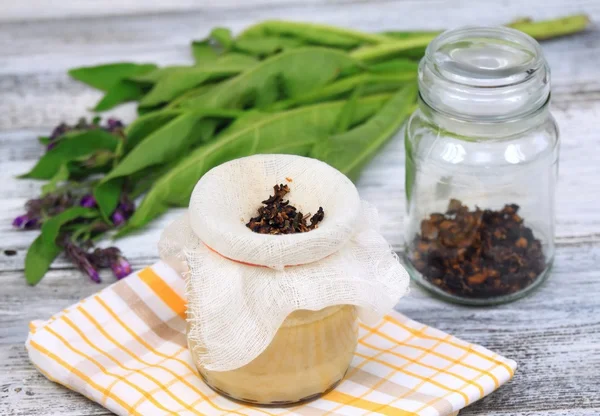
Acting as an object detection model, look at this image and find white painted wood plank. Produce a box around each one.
[0,0,358,22]
[1,0,599,75]
[2,0,599,24]
[0,343,111,416]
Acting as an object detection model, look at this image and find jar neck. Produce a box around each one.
[417,26,551,137]
[417,93,551,139]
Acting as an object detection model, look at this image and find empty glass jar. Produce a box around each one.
[403,27,559,305]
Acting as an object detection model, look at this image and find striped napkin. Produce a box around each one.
[26,262,516,416]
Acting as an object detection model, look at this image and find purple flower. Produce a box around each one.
[111,210,126,226]
[107,118,124,130]
[118,203,135,219]
[12,214,38,230]
[50,123,69,140]
[84,263,101,283]
[111,194,135,226]
[12,215,27,228]
[64,240,101,283]
[88,247,131,280]
[111,256,132,279]
[46,142,57,151]
[80,194,97,208]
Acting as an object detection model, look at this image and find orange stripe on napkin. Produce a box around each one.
[325,390,418,416]
[139,267,186,319]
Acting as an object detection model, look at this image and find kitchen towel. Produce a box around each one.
[26,262,516,416]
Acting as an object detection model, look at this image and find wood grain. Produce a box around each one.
[1,0,600,415]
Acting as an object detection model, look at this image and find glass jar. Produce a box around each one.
[188,305,357,405]
[403,27,559,305]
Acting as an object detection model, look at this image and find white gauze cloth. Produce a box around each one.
[158,154,410,372]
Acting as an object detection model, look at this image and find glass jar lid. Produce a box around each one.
[419,26,550,121]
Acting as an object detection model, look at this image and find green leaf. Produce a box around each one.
[334,83,365,134]
[93,178,124,222]
[94,80,146,111]
[137,105,163,116]
[94,108,241,217]
[368,59,420,74]
[209,27,234,53]
[239,20,393,48]
[128,67,180,84]
[21,130,120,180]
[254,73,286,108]
[339,58,419,78]
[311,84,417,181]
[41,164,70,195]
[124,109,184,151]
[128,158,182,199]
[272,72,414,110]
[182,47,359,110]
[139,54,258,107]
[191,40,219,63]
[69,63,157,91]
[165,84,218,109]
[217,111,272,136]
[234,36,304,57]
[25,207,98,285]
[191,28,237,63]
[119,94,391,235]
[38,136,51,145]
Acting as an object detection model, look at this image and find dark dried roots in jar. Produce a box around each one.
[409,199,546,298]
[246,184,325,235]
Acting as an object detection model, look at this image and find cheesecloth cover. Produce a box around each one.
[158,154,410,371]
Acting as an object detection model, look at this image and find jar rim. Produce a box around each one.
[419,26,550,122]
[425,26,545,89]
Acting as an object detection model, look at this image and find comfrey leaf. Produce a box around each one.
[209,27,235,53]
[311,84,418,181]
[41,164,70,195]
[191,40,219,63]
[234,36,304,57]
[182,47,359,110]
[124,109,183,151]
[333,82,366,134]
[93,80,147,111]
[21,130,120,180]
[69,63,157,91]
[25,207,98,285]
[138,54,258,107]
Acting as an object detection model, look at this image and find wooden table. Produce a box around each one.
[1,1,599,414]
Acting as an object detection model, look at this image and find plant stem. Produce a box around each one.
[54,179,99,194]
[508,14,590,39]
[350,34,437,62]
[240,20,394,44]
[352,14,590,63]
[381,30,442,40]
